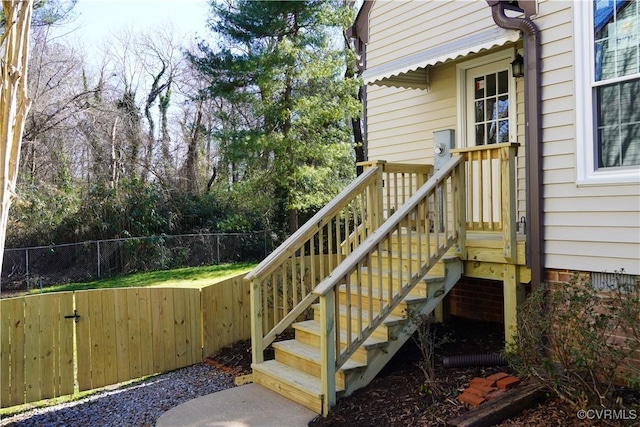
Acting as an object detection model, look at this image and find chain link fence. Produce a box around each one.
[1,231,274,292]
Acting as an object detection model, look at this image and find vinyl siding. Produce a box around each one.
[367,1,499,68]
[537,0,640,274]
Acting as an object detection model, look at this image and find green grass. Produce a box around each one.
[30,262,257,294]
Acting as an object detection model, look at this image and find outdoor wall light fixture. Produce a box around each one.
[511,53,524,78]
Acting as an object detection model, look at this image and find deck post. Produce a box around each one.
[503,264,524,346]
[319,290,336,416]
[249,278,264,365]
[501,145,517,263]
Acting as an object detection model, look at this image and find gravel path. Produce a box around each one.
[0,363,235,427]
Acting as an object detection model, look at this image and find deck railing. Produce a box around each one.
[312,155,465,414]
[245,162,432,364]
[451,143,518,262]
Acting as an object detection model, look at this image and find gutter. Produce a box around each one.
[486,1,543,290]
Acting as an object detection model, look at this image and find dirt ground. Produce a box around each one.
[210,316,639,427]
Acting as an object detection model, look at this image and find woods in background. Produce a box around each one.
[5,0,363,248]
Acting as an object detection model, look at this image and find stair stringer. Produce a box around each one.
[342,256,463,397]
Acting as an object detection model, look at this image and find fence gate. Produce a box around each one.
[1,292,75,407]
[74,288,202,392]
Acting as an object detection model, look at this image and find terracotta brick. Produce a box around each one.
[496,376,521,390]
[468,383,496,396]
[457,391,486,407]
[486,372,510,382]
[470,377,495,388]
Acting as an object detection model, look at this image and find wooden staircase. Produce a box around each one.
[245,156,468,416]
[252,252,462,413]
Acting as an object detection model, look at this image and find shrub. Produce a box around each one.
[507,272,640,409]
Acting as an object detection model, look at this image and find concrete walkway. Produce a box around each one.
[156,384,318,427]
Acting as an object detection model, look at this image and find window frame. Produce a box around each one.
[574,0,640,186]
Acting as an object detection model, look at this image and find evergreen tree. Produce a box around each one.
[189,0,360,234]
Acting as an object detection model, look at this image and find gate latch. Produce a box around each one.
[64,310,81,323]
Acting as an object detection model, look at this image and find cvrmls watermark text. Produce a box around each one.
[576,409,637,421]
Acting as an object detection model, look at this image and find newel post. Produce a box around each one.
[454,157,467,258]
[319,290,336,416]
[500,145,518,263]
[249,278,264,365]
[358,160,386,234]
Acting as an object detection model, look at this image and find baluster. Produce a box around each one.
[407,206,413,284]
[356,261,363,341]
[477,150,484,230]
[291,254,298,307]
[300,243,307,298]
[487,148,494,230]
[336,212,342,264]
[443,180,450,241]
[394,173,399,213]
[282,264,288,319]
[345,271,352,351]
[310,236,316,289]
[396,223,403,296]
[466,154,473,230]
[351,198,358,250]
[319,225,325,280]
[386,235,393,309]
[367,250,373,328]
[328,219,335,271]
[262,277,269,332]
[376,243,383,318]
[272,271,279,325]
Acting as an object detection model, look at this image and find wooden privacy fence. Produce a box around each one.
[0,274,254,408]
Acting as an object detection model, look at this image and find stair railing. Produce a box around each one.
[451,143,518,262]
[246,162,432,365]
[312,155,465,415]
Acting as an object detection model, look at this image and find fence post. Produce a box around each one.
[25,248,29,288]
[216,234,220,264]
[264,230,267,258]
[97,241,101,278]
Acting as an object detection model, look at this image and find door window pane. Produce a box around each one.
[472,71,509,145]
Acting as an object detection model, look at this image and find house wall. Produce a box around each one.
[536,0,640,275]
[363,0,640,276]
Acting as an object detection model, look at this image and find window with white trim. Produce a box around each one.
[575,0,640,184]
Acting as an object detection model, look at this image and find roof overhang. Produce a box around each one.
[362,28,521,90]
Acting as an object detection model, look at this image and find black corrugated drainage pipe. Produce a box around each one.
[486,1,543,291]
[443,353,509,368]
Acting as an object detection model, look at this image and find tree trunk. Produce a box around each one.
[184,105,202,194]
[0,0,34,273]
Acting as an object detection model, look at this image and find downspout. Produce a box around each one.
[487,1,543,291]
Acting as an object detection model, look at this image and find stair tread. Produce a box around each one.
[293,319,389,349]
[253,359,345,396]
[273,340,367,371]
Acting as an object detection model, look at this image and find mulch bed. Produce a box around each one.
[209,316,639,427]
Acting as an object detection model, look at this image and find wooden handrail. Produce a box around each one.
[313,156,463,298]
[451,142,519,154]
[245,166,380,282]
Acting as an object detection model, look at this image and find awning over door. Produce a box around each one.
[362,28,521,90]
